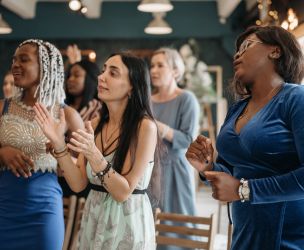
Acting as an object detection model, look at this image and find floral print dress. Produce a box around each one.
[78,152,156,250]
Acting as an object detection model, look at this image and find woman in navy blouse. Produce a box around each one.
[186,25,304,250]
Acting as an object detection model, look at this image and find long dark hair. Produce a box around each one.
[232,25,304,98]
[95,52,161,204]
[65,60,100,111]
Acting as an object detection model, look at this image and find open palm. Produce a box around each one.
[34,103,67,145]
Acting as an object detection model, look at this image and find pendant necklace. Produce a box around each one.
[103,123,120,148]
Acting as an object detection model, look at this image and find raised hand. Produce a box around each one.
[67,121,101,162]
[0,146,33,178]
[186,135,214,172]
[66,44,81,64]
[204,171,240,202]
[34,103,67,148]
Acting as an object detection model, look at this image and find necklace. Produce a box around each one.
[237,84,284,121]
[103,123,120,147]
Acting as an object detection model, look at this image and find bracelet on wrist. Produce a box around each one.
[54,145,67,154]
[92,161,112,186]
[54,151,69,159]
[51,145,69,158]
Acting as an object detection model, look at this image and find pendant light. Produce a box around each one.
[0,14,12,34]
[138,0,173,13]
[144,12,172,35]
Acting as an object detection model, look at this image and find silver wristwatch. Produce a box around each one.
[238,178,250,202]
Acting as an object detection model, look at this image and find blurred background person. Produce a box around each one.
[59,59,101,198]
[2,71,15,98]
[65,59,101,122]
[150,47,200,250]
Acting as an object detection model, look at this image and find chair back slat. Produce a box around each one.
[155,209,217,250]
[157,212,212,225]
[156,224,211,237]
[62,195,77,250]
[156,235,209,249]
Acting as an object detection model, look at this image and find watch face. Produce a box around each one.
[242,187,250,196]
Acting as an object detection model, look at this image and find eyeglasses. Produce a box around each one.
[237,39,263,56]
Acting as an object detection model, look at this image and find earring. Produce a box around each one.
[269,47,281,59]
[269,53,280,59]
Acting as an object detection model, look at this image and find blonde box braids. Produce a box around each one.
[13,39,66,114]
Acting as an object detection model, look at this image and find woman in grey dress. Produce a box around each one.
[150,47,200,250]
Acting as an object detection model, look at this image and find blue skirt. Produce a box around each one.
[0,170,64,250]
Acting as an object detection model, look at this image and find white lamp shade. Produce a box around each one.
[0,14,12,34]
[144,14,172,35]
[138,0,173,13]
[69,0,82,11]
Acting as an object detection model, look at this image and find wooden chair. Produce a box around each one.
[69,197,86,250]
[227,223,233,250]
[62,195,77,250]
[155,210,217,250]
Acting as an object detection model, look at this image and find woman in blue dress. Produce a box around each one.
[186,25,304,250]
[0,39,84,250]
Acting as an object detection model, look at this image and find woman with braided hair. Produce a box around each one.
[0,39,84,250]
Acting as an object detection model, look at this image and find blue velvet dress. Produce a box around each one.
[213,83,304,250]
[0,99,64,250]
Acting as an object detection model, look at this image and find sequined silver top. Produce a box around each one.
[0,98,60,173]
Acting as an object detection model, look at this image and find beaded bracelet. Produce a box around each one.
[94,161,112,186]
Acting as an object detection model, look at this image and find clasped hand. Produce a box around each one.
[0,146,33,178]
[68,121,99,161]
[204,171,240,202]
[186,135,241,202]
[67,122,105,174]
[186,135,214,172]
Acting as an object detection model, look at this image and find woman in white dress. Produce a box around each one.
[34,52,160,249]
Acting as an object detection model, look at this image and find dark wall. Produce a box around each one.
[0,37,234,99]
[0,2,238,40]
[0,1,242,99]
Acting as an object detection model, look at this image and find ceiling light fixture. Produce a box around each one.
[138,0,173,13]
[69,0,82,11]
[80,6,88,14]
[0,14,12,34]
[88,51,97,61]
[281,8,298,31]
[144,12,172,35]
